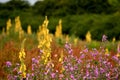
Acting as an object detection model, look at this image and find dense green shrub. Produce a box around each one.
[0,0,120,40]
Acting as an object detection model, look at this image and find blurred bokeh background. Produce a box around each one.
[0,0,120,40]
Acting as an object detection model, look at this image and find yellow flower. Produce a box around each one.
[20,64,26,78]
[59,51,64,62]
[19,52,22,61]
[44,59,48,64]
[6,19,12,35]
[65,35,69,42]
[112,37,116,43]
[37,16,52,65]
[46,52,50,58]
[27,25,32,35]
[105,48,109,55]
[86,31,92,42]
[20,64,26,72]
[55,19,62,38]
[21,49,25,58]
[22,72,26,78]
[116,53,120,57]
[74,37,78,45]
[59,58,62,62]
[19,49,26,61]
[60,66,65,73]
[62,66,65,72]
[19,39,27,78]
[51,63,54,67]
[15,16,21,32]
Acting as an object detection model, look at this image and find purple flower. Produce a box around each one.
[86,63,90,68]
[26,73,30,78]
[83,48,88,53]
[65,43,73,54]
[69,67,74,71]
[59,74,64,78]
[18,71,22,75]
[14,76,18,80]
[112,56,118,61]
[32,73,34,76]
[103,61,107,64]
[65,42,70,49]
[86,70,89,77]
[13,68,17,72]
[77,59,82,63]
[100,68,105,73]
[32,58,38,64]
[68,49,73,54]
[26,73,30,80]
[32,64,36,71]
[65,42,73,54]
[51,73,56,78]
[94,67,99,77]
[55,70,58,73]
[70,74,76,80]
[6,61,12,67]
[38,56,40,59]
[16,63,20,66]
[106,73,110,78]
[7,74,13,80]
[74,65,78,70]
[64,66,68,69]
[70,74,75,79]
[66,78,68,80]
[102,34,107,42]
[39,50,43,54]
[80,54,85,59]
[44,72,48,75]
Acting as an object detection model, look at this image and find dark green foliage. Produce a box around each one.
[0,0,120,40]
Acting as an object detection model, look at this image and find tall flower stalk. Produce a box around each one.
[86,31,92,42]
[6,19,12,35]
[37,16,52,65]
[15,16,24,39]
[27,25,32,35]
[55,19,62,39]
[19,38,27,79]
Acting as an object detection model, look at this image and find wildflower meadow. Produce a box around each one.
[0,16,120,80]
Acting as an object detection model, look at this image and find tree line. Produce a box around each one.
[0,0,120,40]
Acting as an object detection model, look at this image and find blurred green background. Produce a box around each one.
[0,0,120,40]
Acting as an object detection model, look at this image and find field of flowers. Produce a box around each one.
[0,16,120,80]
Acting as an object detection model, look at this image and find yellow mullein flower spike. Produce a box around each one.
[15,16,24,39]
[86,31,92,42]
[19,39,26,79]
[59,51,64,62]
[105,48,109,55]
[6,19,12,35]
[55,19,63,38]
[19,52,22,61]
[65,35,69,42]
[74,37,78,46]
[112,37,116,43]
[61,66,65,72]
[15,16,21,32]
[27,25,32,35]
[116,43,120,57]
[22,72,26,78]
[37,16,52,65]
